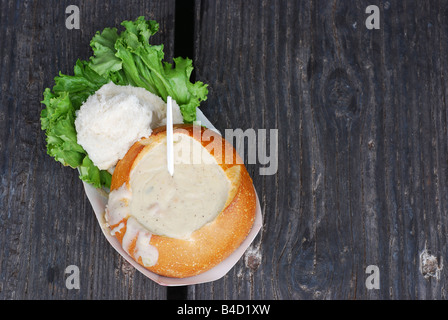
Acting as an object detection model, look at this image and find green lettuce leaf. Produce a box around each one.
[40,17,208,189]
[41,61,111,188]
[90,16,208,122]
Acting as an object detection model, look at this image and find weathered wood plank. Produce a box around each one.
[191,0,448,299]
[2,0,448,300]
[0,0,175,299]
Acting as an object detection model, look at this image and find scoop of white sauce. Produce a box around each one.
[75,82,184,171]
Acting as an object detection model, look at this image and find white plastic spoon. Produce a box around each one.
[166,96,174,176]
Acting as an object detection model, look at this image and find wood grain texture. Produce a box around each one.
[191,0,448,299]
[0,0,175,299]
[2,0,448,300]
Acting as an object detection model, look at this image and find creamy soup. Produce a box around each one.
[129,133,231,239]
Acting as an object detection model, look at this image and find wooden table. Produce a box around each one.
[1,0,447,300]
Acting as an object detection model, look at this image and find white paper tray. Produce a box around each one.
[82,109,263,286]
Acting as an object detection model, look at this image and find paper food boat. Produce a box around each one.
[82,109,263,286]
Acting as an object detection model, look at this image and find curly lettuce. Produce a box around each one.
[40,17,208,189]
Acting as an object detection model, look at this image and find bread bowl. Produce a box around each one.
[105,124,257,278]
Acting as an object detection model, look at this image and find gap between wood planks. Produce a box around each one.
[166,0,194,300]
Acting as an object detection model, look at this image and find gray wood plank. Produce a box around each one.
[191,0,448,299]
[2,0,448,301]
[0,0,175,299]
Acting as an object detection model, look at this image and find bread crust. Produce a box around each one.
[109,124,257,278]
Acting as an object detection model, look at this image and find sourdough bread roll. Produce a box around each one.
[105,124,257,278]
